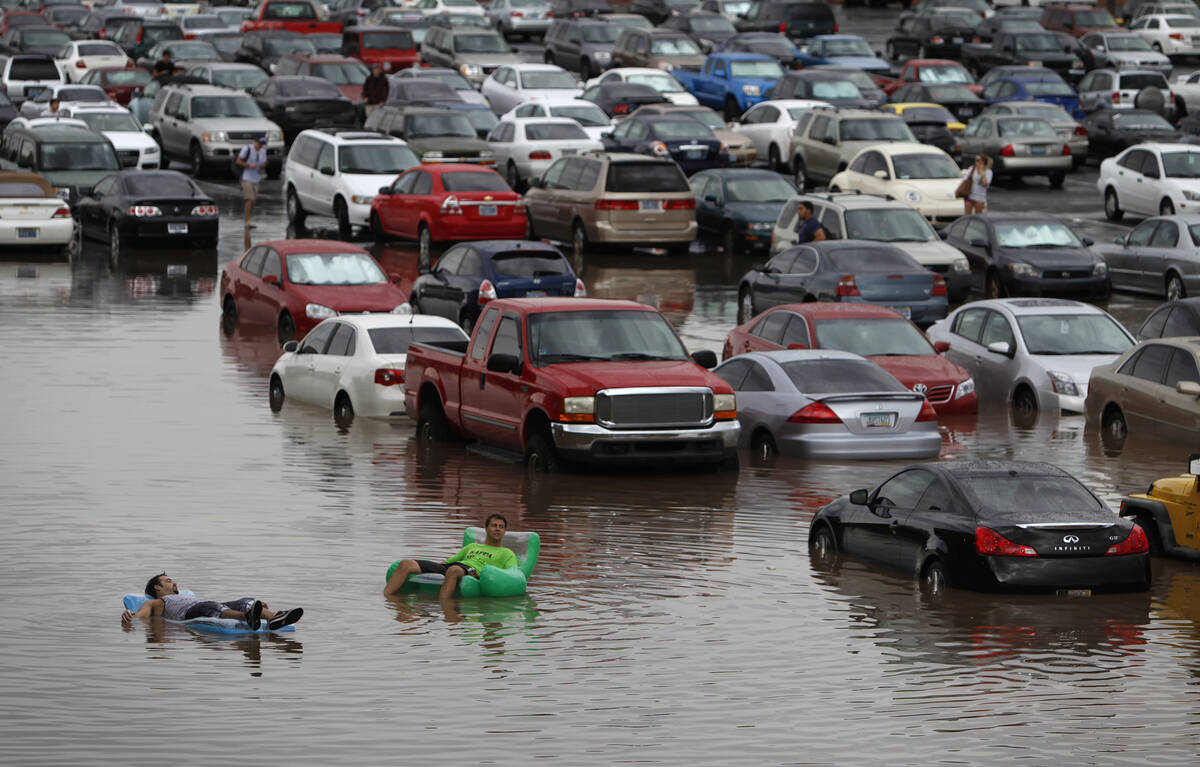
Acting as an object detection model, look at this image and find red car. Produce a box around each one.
[370,165,526,260]
[879,59,981,96]
[722,302,978,415]
[80,67,151,106]
[219,239,409,343]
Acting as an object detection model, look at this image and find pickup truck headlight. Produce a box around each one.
[561,395,594,423]
[1047,370,1078,397]
[1007,262,1035,277]
[460,63,482,77]
[201,131,228,143]
[713,393,737,420]
[268,130,283,143]
[741,84,761,96]
[953,258,970,273]
[305,303,337,320]
[955,378,975,399]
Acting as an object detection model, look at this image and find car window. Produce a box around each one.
[740,360,774,392]
[325,322,356,357]
[490,315,522,360]
[791,248,817,273]
[1130,343,1172,383]
[1162,307,1197,337]
[963,219,988,244]
[755,311,790,343]
[436,247,464,274]
[715,358,750,389]
[1127,219,1159,247]
[1138,307,1171,339]
[242,246,266,276]
[316,142,334,172]
[954,307,986,343]
[412,171,433,195]
[780,315,809,348]
[818,208,841,239]
[1150,220,1179,248]
[300,322,337,354]
[470,307,500,360]
[458,248,482,276]
[262,249,282,282]
[914,478,962,516]
[980,311,1015,348]
[1164,348,1200,388]
[874,469,934,509]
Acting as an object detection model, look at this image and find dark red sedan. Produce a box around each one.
[219,239,409,343]
[79,67,151,106]
[369,164,526,261]
[722,302,978,415]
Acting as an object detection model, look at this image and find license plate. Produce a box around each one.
[479,205,497,216]
[640,200,662,211]
[1057,588,1092,597]
[685,150,702,160]
[525,290,546,297]
[1031,146,1046,155]
[862,412,897,428]
[952,37,963,44]
[895,306,911,318]
[168,222,188,234]
[17,227,36,239]
[958,108,972,117]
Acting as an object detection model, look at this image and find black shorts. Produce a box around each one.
[416,560,477,578]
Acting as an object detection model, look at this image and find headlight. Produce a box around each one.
[904,189,922,203]
[145,145,159,154]
[480,149,495,158]
[460,63,482,76]
[658,61,674,71]
[1047,370,1078,396]
[305,303,337,320]
[201,131,228,143]
[561,395,594,422]
[422,151,444,161]
[1184,190,1200,201]
[268,130,283,143]
[1007,262,1035,277]
[741,84,761,96]
[1093,261,1108,276]
[747,222,773,231]
[713,393,737,418]
[1070,58,1083,68]
[955,378,975,399]
[953,258,970,273]
[350,194,374,204]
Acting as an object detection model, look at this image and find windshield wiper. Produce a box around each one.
[537,353,607,362]
[607,352,684,361]
[1064,349,1119,355]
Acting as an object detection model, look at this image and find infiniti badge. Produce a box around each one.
[1063,535,1080,543]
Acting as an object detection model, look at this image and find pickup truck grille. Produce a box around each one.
[596,387,713,429]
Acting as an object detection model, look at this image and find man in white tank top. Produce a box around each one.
[121,574,303,631]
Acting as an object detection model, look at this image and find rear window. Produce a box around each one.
[490,251,570,278]
[102,69,151,86]
[784,2,834,20]
[605,162,688,192]
[279,79,341,97]
[525,122,587,140]
[956,475,1105,521]
[362,31,414,49]
[0,180,49,197]
[781,359,906,393]
[124,174,195,196]
[10,59,60,80]
[1119,73,1168,90]
[1024,80,1075,97]
[77,43,121,56]
[826,246,922,271]
[441,171,509,192]
[368,325,467,354]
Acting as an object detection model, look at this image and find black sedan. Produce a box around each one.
[886,12,981,61]
[941,213,1109,300]
[890,83,985,122]
[1081,109,1197,161]
[602,114,725,174]
[76,170,219,253]
[809,460,1151,594]
[250,76,357,143]
[581,82,668,117]
[689,168,795,254]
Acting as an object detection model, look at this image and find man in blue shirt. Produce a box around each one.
[236,135,268,229]
[795,200,826,244]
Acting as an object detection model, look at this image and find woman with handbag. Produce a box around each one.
[959,154,993,215]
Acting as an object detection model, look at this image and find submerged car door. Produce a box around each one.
[1124,342,1181,431]
[459,311,525,449]
[977,309,1021,399]
[292,320,337,404]
[843,468,935,571]
[255,247,287,327]
[758,246,817,307]
[419,245,465,322]
[892,474,974,578]
[941,306,986,383]
[309,321,355,407]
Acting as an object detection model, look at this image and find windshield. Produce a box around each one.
[1015,314,1132,355]
[124,174,195,196]
[525,122,587,140]
[23,30,70,46]
[675,108,721,129]
[183,16,225,30]
[416,71,472,90]
[441,170,509,191]
[917,65,972,85]
[208,36,242,55]
[528,310,688,366]
[810,80,862,99]
[1014,34,1061,53]
[78,112,140,132]
[398,80,456,100]
[368,325,466,353]
[626,73,686,93]
[926,84,977,101]
[958,475,1105,521]
[822,38,872,57]
[521,70,577,89]
[211,68,269,89]
[747,38,796,57]
[309,34,342,53]
[39,141,118,171]
[1075,10,1116,25]
[310,62,368,85]
[1025,80,1076,96]
[1112,111,1173,130]
[458,107,498,134]
[782,359,906,393]
[935,10,982,26]
[263,38,317,56]
[190,96,263,118]
[814,318,934,357]
[1166,16,1200,27]
[997,118,1057,137]
[843,211,934,243]
[1107,35,1152,50]
[454,33,508,53]
[0,180,48,196]
[650,37,702,55]
[285,252,386,285]
[491,251,570,277]
[339,144,418,174]
[1162,151,1200,178]
[730,60,784,78]
[279,79,342,97]
[651,119,713,140]
[892,153,960,179]
[606,162,687,192]
[407,113,475,137]
[549,103,608,126]
[363,31,414,49]
[840,118,915,141]
[724,175,794,202]
[900,106,953,123]
[215,9,250,24]
[581,24,620,43]
[689,16,733,32]
[994,222,1081,248]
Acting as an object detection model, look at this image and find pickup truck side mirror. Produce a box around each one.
[486,352,521,375]
[933,340,950,353]
[849,488,869,505]
[690,349,717,369]
[283,340,299,352]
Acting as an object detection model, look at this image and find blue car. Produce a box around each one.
[689,168,796,254]
[410,240,585,331]
[804,34,891,74]
[980,75,1081,118]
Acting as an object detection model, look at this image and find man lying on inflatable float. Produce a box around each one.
[121,573,304,634]
[385,514,539,599]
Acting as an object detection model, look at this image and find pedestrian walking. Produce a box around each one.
[965,154,992,214]
[236,135,268,229]
[363,64,388,119]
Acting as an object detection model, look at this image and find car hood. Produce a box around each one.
[538,359,726,396]
[1115,128,1192,143]
[518,88,583,104]
[713,127,751,147]
[457,52,521,66]
[1109,51,1170,67]
[455,89,489,106]
[894,178,960,201]
[998,246,1098,268]
[336,84,363,100]
[825,56,889,72]
[406,136,490,153]
[1025,352,1122,384]
[103,130,157,150]
[890,238,964,266]
[289,282,408,310]
[867,353,968,388]
[725,200,786,223]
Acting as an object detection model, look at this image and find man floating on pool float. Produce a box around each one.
[121,573,304,631]
[385,514,523,599]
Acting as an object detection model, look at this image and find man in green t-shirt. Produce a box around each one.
[384,514,519,599]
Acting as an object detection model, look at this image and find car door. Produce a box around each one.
[942,306,986,377]
[977,309,1021,400]
[1123,342,1174,430]
[309,320,356,407]
[459,311,525,449]
[419,245,465,321]
[806,114,839,183]
[842,468,935,570]
[1142,217,1179,293]
[309,140,337,216]
[82,173,118,238]
[1107,218,1158,292]
[255,247,288,328]
[949,217,991,292]
[291,320,338,404]
[380,168,417,234]
[690,173,722,235]
[893,475,974,582]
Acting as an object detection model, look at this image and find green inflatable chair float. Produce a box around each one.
[387,527,540,597]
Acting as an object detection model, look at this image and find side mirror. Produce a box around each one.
[600,130,612,139]
[142,123,153,133]
[378,186,390,195]
[986,340,1012,357]
[690,349,718,369]
[1114,235,1126,245]
[283,340,299,352]
[933,340,950,353]
[263,274,280,285]
[968,237,987,248]
[389,272,402,284]
[529,176,543,188]
[486,352,521,374]
[703,194,718,203]
[320,166,334,176]
[1178,380,1200,396]
[1082,236,1094,247]
[849,488,869,505]
[873,169,888,179]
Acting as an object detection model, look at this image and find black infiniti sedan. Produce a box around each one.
[809,460,1151,594]
[941,213,1109,300]
[1082,109,1197,161]
[250,76,358,143]
[75,170,218,253]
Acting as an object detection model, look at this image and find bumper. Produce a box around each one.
[1002,272,1108,300]
[779,429,942,460]
[551,419,740,464]
[507,18,551,33]
[984,553,1150,590]
[995,155,1072,175]
[594,219,697,245]
[726,145,757,166]
[123,218,219,242]
[0,218,73,246]
[359,386,409,418]
[737,226,774,250]
[931,391,978,415]
[1162,38,1200,56]
[1041,386,1087,414]
[202,140,285,166]
[918,198,967,225]
[430,217,526,242]
[347,198,374,225]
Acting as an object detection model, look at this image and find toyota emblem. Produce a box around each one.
[912,383,927,394]
[1063,535,1080,543]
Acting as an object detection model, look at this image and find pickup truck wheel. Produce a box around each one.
[1104,188,1123,222]
[286,186,306,226]
[524,432,560,473]
[334,392,354,429]
[269,375,284,412]
[723,96,740,122]
[417,400,450,442]
[189,143,205,179]
[277,312,296,345]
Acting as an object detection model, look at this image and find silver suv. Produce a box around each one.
[148,83,284,178]
[788,108,916,190]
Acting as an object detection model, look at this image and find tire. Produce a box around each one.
[417,399,450,442]
[724,96,740,122]
[286,185,306,226]
[737,287,754,324]
[793,158,808,191]
[1153,42,1164,54]
[370,210,385,242]
[572,220,588,258]
[723,226,739,256]
[985,272,1004,299]
[768,143,782,172]
[919,560,948,597]
[524,431,560,473]
[222,295,238,335]
[1048,170,1065,189]
[751,430,777,462]
[334,196,351,236]
[418,223,432,263]
[269,375,284,412]
[333,392,354,429]
[1167,272,1186,301]
[189,143,205,179]
[809,525,837,565]
[108,223,121,266]
[506,160,521,191]
[1013,386,1037,415]
[1103,405,1127,438]
[1178,95,1189,118]
[277,312,296,345]
[1161,198,1176,215]
[1104,188,1124,222]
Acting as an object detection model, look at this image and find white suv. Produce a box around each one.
[284,129,419,233]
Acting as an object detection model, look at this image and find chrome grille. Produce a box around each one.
[595,387,713,429]
[228,131,259,141]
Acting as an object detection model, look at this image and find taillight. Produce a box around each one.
[127,205,161,216]
[1061,144,1071,156]
[833,22,838,32]
[191,204,218,216]
[613,103,630,115]
[51,207,71,218]
[930,35,944,44]
[528,150,551,160]
[595,199,638,210]
[478,279,497,303]
[663,198,695,210]
[649,140,669,156]
[788,402,841,423]
[931,274,947,296]
[835,275,859,297]
[975,526,1037,557]
[1106,525,1149,556]
[916,399,938,422]
[1170,32,1183,40]
[999,145,1015,157]
[440,195,462,214]
[545,10,553,16]
[778,21,786,33]
[1112,91,1120,104]
[573,277,586,296]
[1073,125,1087,137]
[374,368,404,386]
[75,60,86,68]
[972,35,980,42]
[510,10,523,16]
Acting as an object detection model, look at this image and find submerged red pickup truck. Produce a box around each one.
[404,298,741,471]
[241,0,343,35]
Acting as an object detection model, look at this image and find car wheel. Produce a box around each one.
[524,431,560,473]
[724,96,739,122]
[1167,273,1186,301]
[417,399,450,442]
[1104,188,1123,222]
[333,392,354,429]
[1161,198,1176,215]
[737,287,754,324]
[793,159,807,191]
[809,525,837,566]
[1013,386,1037,415]
[1153,42,1164,53]
[269,375,284,412]
[334,197,351,236]
[919,560,948,597]
[418,223,432,262]
[572,220,588,258]
[62,217,81,261]
[1103,405,1127,438]
[189,143,205,178]
[506,160,521,191]
[222,296,238,335]
[286,185,306,226]
[768,144,782,172]
[108,223,121,266]
[723,226,738,256]
[751,430,777,463]
[985,272,1004,299]
[370,211,385,242]
[277,312,296,345]
[1048,170,1065,188]
[1178,95,1189,117]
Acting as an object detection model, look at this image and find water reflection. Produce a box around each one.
[124,620,304,671]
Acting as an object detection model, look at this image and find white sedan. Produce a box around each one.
[488,116,603,188]
[1130,13,1200,58]
[55,41,131,84]
[411,0,486,16]
[480,64,583,116]
[732,98,830,171]
[0,172,74,255]
[269,313,469,423]
[1099,143,1200,220]
[501,99,613,141]
[584,67,699,106]
[60,105,160,169]
[829,142,966,227]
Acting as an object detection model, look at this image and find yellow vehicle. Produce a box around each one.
[1120,454,1200,560]
[878,102,966,134]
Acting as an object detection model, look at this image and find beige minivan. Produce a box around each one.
[524,151,697,255]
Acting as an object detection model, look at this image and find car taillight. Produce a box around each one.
[835,275,859,296]
[528,150,552,160]
[1000,144,1015,157]
[1061,144,1071,156]
[544,10,552,16]
[595,199,638,210]
[52,207,70,218]
[778,21,786,33]
[107,89,119,99]
[931,274,947,296]
[75,60,86,68]
[1106,525,1149,556]
[833,23,838,32]
[1170,32,1183,40]
[649,140,669,156]
[930,35,944,44]
[374,368,404,386]
[788,401,841,423]
[1112,91,1120,104]
[975,526,1037,557]
[510,10,523,16]
[573,277,586,296]
[191,204,218,216]
[972,35,980,42]
[127,205,161,216]
[440,194,462,214]
[1074,125,1087,137]
[478,279,497,304]
[664,198,694,210]
[916,399,938,422]
[613,103,629,115]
